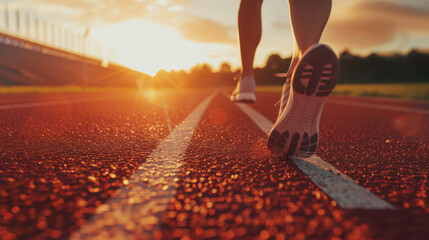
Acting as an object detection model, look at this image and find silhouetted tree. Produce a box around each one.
[188,64,214,87]
[150,49,429,88]
[338,49,429,84]
[219,62,232,73]
[254,54,291,85]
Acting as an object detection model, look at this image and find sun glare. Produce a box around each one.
[91,20,218,76]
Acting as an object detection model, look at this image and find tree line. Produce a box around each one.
[147,49,429,88]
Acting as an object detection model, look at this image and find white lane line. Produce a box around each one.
[231,97,394,210]
[233,102,272,135]
[327,99,429,115]
[0,95,131,110]
[291,156,394,209]
[71,92,217,239]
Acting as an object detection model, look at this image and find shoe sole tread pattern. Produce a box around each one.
[268,44,338,158]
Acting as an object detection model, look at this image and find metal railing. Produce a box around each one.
[0,3,116,64]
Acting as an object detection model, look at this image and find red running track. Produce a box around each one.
[0,89,428,240]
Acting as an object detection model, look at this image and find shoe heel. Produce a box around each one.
[292,44,339,98]
[296,132,318,158]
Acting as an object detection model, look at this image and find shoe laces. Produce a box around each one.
[274,73,291,107]
[274,73,288,78]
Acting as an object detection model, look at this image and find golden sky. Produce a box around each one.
[1,0,429,75]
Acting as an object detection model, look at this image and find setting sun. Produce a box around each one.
[90,20,233,76]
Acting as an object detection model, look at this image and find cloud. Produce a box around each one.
[323,1,429,50]
[390,0,429,10]
[32,0,191,24]
[28,0,235,45]
[352,1,429,31]
[324,17,396,49]
[176,17,235,44]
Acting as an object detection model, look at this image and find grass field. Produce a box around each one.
[257,83,429,100]
[1,83,428,100]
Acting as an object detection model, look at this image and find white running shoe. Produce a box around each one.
[230,75,256,103]
[274,75,292,119]
[267,44,339,158]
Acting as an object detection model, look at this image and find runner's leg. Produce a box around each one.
[288,0,331,60]
[238,0,263,78]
